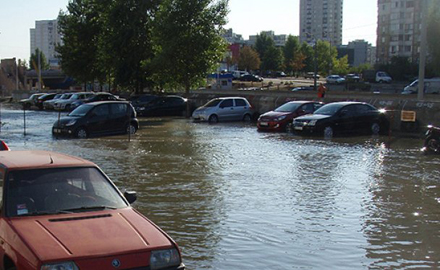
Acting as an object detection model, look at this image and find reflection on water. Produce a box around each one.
[1,108,440,269]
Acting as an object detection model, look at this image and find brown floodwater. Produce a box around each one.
[1,108,440,269]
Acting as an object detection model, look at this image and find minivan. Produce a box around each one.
[402,78,440,94]
[192,97,254,123]
[52,101,139,138]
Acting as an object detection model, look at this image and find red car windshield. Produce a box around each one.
[274,103,302,113]
[5,167,128,217]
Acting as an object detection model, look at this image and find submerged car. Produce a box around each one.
[292,101,389,138]
[192,97,254,123]
[135,95,189,117]
[0,150,185,270]
[257,101,323,132]
[52,101,139,138]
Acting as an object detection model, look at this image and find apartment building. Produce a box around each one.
[299,0,343,46]
[30,19,62,68]
[376,0,424,64]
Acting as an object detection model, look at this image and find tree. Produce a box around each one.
[30,49,50,71]
[238,46,260,71]
[300,42,314,73]
[427,0,440,76]
[291,52,306,76]
[254,32,283,74]
[283,35,300,74]
[315,40,337,76]
[332,55,349,75]
[153,0,228,116]
[57,0,105,87]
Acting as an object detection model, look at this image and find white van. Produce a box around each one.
[402,78,440,95]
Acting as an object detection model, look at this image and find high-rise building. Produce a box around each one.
[30,19,62,68]
[376,0,424,64]
[299,0,343,46]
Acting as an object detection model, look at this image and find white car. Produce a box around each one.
[192,97,254,123]
[326,75,345,84]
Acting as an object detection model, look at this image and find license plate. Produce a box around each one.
[260,122,268,126]
[294,126,303,131]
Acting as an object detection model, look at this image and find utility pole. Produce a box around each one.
[15,58,19,90]
[418,0,429,100]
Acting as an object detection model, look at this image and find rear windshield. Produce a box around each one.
[5,167,128,217]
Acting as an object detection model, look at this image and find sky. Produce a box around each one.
[0,0,377,62]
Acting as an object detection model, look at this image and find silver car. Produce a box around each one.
[192,97,254,123]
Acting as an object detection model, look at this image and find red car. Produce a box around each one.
[257,101,323,132]
[0,151,185,270]
[0,140,9,151]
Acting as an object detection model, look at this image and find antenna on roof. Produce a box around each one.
[49,154,54,164]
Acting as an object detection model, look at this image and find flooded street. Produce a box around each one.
[1,107,440,269]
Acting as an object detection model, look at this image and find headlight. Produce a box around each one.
[41,262,79,270]
[276,115,287,121]
[307,120,318,126]
[65,120,77,127]
[150,249,181,270]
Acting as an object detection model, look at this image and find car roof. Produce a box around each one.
[325,101,368,107]
[0,150,95,171]
[286,100,317,104]
[87,101,130,106]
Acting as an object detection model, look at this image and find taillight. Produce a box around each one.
[0,140,10,151]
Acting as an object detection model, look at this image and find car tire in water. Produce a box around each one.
[243,114,251,122]
[208,114,218,124]
[371,122,381,135]
[324,126,334,139]
[75,127,88,139]
[127,123,137,135]
[425,136,440,153]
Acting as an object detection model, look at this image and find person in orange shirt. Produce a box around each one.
[318,83,327,98]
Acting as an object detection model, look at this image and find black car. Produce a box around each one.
[35,93,58,110]
[239,74,263,82]
[292,102,388,138]
[135,95,189,117]
[130,94,158,107]
[52,101,139,138]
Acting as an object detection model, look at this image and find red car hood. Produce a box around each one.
[260,111,292,119]
[10,208,173,262]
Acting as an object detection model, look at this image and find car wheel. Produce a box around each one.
[371,122,381,135]
[208,114,218,124]
[127,123,137,135]
[324,126,334,139]
[75,127,88,139]
[243,114,252,122]
[426,136,440,153]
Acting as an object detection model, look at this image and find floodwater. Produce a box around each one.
[1,107,440,269]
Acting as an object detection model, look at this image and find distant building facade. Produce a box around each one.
[299,0,343,46]
[222,28,245,44]
[30,19,62,68]
[376,0,424,64]
[337,40,376,67]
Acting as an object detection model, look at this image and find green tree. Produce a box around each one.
[153,0,228,115]
[427,0,440,76]
[30,49,50,71]
[315,40,337,76]
[332,55,349,75]
[291,52,306,76]
[254,33,283,74]
[283,35,300,74]
[238,46,260,71]
[300,42,314,73]
[57,0,104,88]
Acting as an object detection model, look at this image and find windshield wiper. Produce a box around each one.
[61,206,117,212]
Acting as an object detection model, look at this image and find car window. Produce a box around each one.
[356,104,377,114]
[300,103,314,114]
[234,99,247,107]
[166,97,183,106]
[340,105,357,117]
[92,104,109,116]
[313,103,323,111]
[204,99,221,107]
[5,167,128,217]
[220,99,233,108]
[110,103,127,116]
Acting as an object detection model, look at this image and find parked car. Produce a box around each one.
[0,140,9,151]
[0,150,185,270]
[70,92,124,110]
[135,95,189,117]
[44,93,72,110]
[239,74,263,82]
[292,101,389,138]
[130,94,159,107]
[326,75,345,84]
[19,93,45,109]
[401,78,440,95]
[291,86,314,91]
[257,101,323,132]
[376,71,392,83]
[345,74,360,82]
[35,93,58,110]
[304,72,320,79]
[192,97,254,123]
[53,101,139,138]
[54,92,95,111]
[232,70,249,79]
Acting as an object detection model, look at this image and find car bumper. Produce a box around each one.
[292,125,318,134]
[52,126,75,136]
[257,121,285,131]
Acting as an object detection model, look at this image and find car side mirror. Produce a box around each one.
[124,191,137,204]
